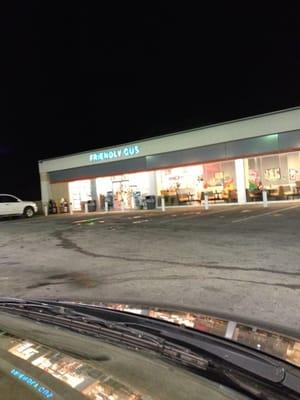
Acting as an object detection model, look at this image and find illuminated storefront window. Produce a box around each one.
[67,150,300,211]
[245,151,300,201]
[203,160,237,202]
[156,161,237,205]
[156,165,203,204]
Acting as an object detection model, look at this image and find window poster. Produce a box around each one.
[264,168,281,181]
[288,168,299,181]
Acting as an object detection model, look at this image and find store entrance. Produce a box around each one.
[96,172,156,210]
[112,180,132,209]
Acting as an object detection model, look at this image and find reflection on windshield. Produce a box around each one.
[7,336,148,399]
[100,302,300,368]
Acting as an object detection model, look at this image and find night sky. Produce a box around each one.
[1,3,300,199]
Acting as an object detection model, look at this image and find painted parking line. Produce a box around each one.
[72,217,105,224]
[156,206,241,224]
[132,219,149,224]
[232,205,300,223]
[194,206,244,218]
[72,214,129,224]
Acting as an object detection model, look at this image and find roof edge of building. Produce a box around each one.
[39,106,300,163]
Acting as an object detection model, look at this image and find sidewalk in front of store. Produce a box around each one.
[42,198,300,219]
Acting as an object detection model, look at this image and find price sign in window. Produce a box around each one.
[264,168,281,181]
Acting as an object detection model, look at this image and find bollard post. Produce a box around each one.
[204,193,209,210]
[69,203,73,215]
[161,196,165,212]
[131,194,135,209]
[105,201,108,212]
[44,204,48,216]
[262,189,268,208]
[84,202,88,213]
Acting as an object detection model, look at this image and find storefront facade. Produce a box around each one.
[39,108,300,211]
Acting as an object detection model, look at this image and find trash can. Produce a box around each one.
[48,200,57,214]
[59,199,69,213]
[145,195,156,209]
[87,200,97,212]
[133,191,142,208]
[105,192,113,210]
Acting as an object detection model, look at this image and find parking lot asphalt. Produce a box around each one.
[1,202,300,333]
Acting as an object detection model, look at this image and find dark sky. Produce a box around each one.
[1,3,300,199]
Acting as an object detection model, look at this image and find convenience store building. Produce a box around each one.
[39,107,300,211]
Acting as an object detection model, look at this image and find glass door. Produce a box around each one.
[112,180,131,209]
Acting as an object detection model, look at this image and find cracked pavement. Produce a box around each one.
[0,203,300,333]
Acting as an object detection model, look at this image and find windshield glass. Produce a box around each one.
[0,312,249,400]
[98,303,300,368]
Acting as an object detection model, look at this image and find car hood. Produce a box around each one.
[0,301,254,400]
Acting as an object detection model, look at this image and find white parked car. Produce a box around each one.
[0,194,38,218]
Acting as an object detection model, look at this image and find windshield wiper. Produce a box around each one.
[0,299,299,399]
[0,299,208,370]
